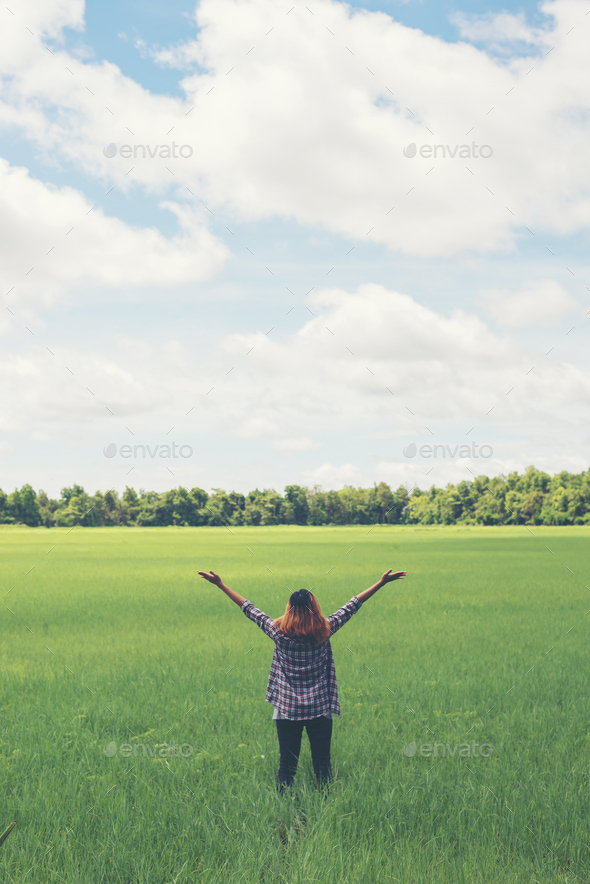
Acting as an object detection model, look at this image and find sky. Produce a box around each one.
[1,0,589,499]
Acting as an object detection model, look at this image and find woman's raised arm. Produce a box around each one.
[356,569,406,604]
[197,570,246,607]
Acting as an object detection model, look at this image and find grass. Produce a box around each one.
[1,524,589,883]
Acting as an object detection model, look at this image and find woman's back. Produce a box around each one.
[241,595,365,720]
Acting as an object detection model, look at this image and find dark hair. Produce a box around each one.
[289,589,311,608]
[272,589,331,645]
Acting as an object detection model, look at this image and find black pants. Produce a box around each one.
[275,715,333,791]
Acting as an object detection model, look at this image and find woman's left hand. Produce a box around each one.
[197,570,222,586]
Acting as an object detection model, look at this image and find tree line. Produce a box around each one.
[1,466,589,528]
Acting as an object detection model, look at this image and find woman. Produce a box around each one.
[197,567,407,792]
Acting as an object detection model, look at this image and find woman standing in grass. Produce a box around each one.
[197,568,407,792]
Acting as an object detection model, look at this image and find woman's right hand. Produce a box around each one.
[381,569,407,584]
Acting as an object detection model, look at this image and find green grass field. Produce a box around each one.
[2,524,589,883]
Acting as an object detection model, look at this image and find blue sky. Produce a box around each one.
[1,0,589,497]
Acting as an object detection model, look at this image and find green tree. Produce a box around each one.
[283,485,310,525]
[54,486,95,527]
[3,485,42,526]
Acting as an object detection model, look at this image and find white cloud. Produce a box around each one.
[14,0,85,40]
[2,0,590,258]
[234,416,322,451]
[301,462,364,489]
[5,282,586,438]
[206,284,590,448]
[0,346,160,432]
[0,158,229,312]
[1,282,589,492]
[451,11,553,50]
[2,0,590,494]
[478,278,578,327]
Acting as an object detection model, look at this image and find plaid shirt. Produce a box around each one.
[240,596,364,720]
